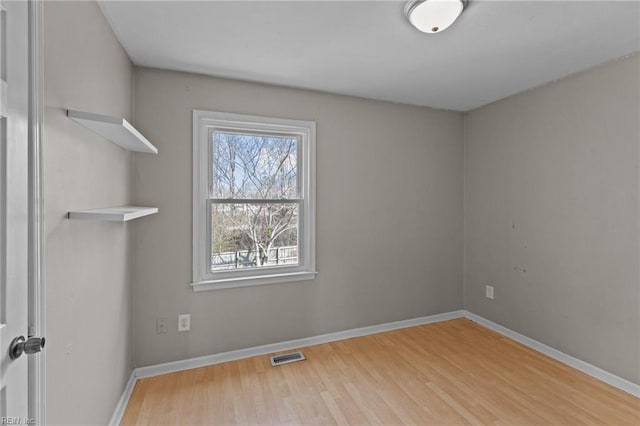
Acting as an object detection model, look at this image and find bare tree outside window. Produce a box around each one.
[211,132,300,270]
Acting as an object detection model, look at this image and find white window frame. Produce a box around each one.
[192,110,316,291]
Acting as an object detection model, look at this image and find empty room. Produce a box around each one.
[2,0,639,425]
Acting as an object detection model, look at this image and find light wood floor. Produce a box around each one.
[121,318,640,425]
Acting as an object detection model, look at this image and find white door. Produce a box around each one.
[0,0,35,422]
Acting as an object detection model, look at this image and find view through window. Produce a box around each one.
[211,131,300,271]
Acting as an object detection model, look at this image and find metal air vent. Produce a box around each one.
[270,351,306,366]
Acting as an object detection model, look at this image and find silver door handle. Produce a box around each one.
[9,336,45,359]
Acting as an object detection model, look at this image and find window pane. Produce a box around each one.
[211,202,299,271]
[212,132,298,199]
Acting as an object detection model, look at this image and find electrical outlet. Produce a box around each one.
[178,314,191,332]
[485,285,494,300]
[156,318,167,334]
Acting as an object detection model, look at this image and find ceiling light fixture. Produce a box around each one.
[405,0,467,34]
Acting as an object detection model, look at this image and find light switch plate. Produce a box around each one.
[485,285,494,300]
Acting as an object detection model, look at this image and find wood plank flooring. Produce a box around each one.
[121,318,640,425]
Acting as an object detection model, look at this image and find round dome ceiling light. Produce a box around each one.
[405,0,467,34]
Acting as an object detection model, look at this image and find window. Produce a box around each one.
[192,110,316,291]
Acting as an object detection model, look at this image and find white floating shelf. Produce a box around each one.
[67,109,158,154]
[68,206,158,222]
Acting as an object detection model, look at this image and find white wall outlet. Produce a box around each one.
[178,314,191,332]
[485,285,495,300]
[156,318,167,334]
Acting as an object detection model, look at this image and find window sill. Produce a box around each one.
[191,271,317,292]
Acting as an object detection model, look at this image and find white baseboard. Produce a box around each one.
[464,311,640,397]
[109,370,137,426]
[135,310,466,378]
[110,309,639,424]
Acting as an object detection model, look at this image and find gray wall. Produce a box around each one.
[132,68,464,367]
[464,54,640,383]
[44,2,134,424]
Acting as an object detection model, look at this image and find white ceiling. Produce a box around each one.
[99,0,640,111]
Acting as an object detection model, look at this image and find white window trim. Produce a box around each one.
[192,110,316,292]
